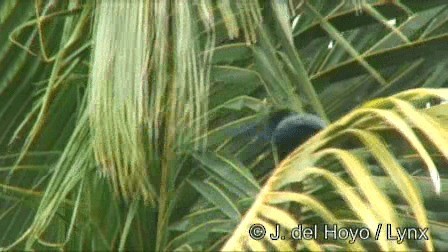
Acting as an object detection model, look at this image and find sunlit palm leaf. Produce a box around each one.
[222,89,448,251]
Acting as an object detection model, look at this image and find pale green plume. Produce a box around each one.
[89,0,154,203]
[88,0,219,203]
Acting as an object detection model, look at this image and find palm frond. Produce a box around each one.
[222,89,448,251]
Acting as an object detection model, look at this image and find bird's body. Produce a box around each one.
[271,112,326,161]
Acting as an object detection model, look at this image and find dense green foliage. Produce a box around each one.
[0,0,448,251]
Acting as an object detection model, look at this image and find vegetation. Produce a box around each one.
[0,0,447,251]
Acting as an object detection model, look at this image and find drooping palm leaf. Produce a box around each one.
[222,89,448,251]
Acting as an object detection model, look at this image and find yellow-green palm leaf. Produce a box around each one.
[223,89,448,251]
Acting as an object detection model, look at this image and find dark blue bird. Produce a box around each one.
[269,111,326,161]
